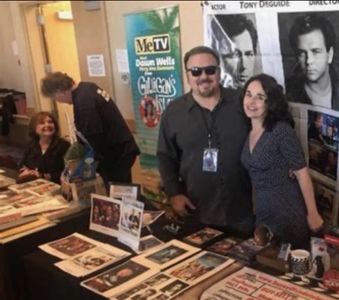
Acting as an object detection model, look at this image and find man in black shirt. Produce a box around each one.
[41,72,140,185]
[157,46,253,237]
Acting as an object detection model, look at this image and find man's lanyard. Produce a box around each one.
[199,106,218,148]
[199,105,220,173]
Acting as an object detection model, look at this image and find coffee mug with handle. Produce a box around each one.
[290,249,311,276]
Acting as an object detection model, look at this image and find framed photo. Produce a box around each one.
[132,240,200,270]
[90,194,121,237]
[109,183,140,200]
[183,227,224,247]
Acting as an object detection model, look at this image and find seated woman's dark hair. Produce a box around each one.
[242,73,294,131]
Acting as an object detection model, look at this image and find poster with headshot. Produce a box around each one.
[204,1,339,191]
[205,12,262,89]
[278,11,339,111]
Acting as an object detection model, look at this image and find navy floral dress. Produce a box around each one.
[241,122,309,248]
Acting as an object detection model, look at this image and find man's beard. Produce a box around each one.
[197,79,216,97]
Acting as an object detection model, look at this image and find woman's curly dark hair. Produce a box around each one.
[28,111,60,144]
[242,73,294,131]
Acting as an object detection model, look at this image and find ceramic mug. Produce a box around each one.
[290,249,311,276]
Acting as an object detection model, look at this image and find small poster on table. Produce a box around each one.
[118,198,144,251]
[90,194,121,237]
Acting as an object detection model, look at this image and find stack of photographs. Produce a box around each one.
[9,179,60,196]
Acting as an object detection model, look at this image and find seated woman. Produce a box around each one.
[18,111,70,183]
[241,74,323,249]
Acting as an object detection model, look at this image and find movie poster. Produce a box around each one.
[204,1,339,215]
[124,6,183,202]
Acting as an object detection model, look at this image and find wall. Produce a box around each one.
[71,1,114,98]
[0,2,24,92]
[105,1,204,121]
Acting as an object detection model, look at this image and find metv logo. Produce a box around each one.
[135,34,170,54]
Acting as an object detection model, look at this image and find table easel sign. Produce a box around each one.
[118,197,144,251]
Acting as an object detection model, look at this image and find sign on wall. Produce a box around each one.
[204,1,339,225]
[124,6,183,201]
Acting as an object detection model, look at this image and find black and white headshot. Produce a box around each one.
[208,14,261,89]
[279,12,339,110]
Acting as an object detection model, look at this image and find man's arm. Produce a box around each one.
[157,112,195,216]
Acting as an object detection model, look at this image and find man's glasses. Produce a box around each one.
[186,65,219,77]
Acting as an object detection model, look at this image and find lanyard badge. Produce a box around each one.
[202,133,218,172]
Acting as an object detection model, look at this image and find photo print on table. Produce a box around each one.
[55,244,130,277]
[39,232,98,259]
[81,260,157,298]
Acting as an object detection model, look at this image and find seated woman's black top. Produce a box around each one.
[20,138,70,183]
